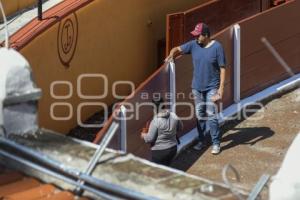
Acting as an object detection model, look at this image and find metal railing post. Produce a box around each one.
[169,61,176,112]
[120,105,127,153]
[37,0,43,20]
[74,122,119,195]
[233,24,241,103]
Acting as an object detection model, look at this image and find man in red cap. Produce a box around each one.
[165,22,226,154]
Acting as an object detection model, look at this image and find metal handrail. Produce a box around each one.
[247,174,270,200]
[0,137,79,176]
[74,122,119,195]
[0,149,118,200]
[169,60,176,113]
[0,135,158,200]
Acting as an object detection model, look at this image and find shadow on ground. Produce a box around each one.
[221,127,274,151]
[171,126,274,171]
[170,145,208,171]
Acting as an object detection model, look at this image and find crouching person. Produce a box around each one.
[141,98,183,166]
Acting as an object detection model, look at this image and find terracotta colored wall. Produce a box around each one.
[166,0,265,53]
[0,0,36,20]
[17,0,210,134]
[184,0,262,41]
[240,0,300,98]
[166,13,184,56]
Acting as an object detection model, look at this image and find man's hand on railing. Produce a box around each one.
[165,46,182,63]
[164,55,174,63]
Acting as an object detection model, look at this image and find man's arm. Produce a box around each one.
[218,67,226,99]
[216,43,226,100]
[165,46,182,62]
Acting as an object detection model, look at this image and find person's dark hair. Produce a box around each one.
[201,23,210,37]
[152,97,165,113]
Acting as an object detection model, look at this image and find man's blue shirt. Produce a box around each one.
[180,40,226,91]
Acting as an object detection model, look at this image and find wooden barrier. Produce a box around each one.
[240,0,300,98]
[166,13,184,57]
[166,0,271,53]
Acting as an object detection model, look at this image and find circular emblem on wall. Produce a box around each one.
[57,13,78,68]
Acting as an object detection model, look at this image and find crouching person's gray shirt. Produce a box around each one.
[144,110,183,150]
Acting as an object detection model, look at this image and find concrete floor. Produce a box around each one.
[172,88,300,199]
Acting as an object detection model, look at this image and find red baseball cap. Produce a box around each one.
[190,23,210,37]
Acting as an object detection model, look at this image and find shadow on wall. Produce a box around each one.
[171,126,274,171]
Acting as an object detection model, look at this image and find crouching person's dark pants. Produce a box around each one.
[151,145,177,166]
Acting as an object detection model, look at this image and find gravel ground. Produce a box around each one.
[171,88,300,199]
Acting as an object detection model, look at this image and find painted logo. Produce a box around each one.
[57,14,78,68]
